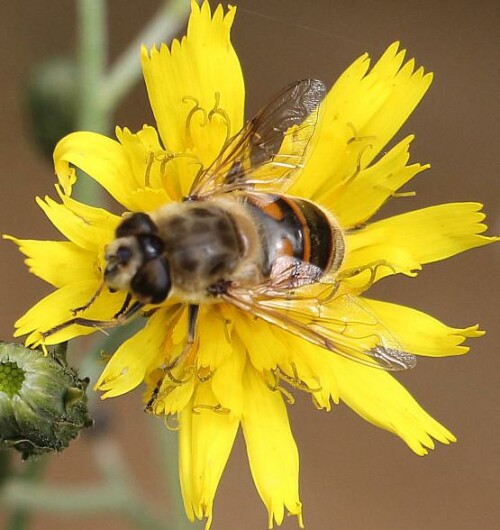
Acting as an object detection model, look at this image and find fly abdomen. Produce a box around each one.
[244,193,344,278]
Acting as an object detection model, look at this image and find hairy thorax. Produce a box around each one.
[150,199,262,303]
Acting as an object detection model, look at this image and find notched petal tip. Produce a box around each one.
[140,43,150,58]
[266,501,304,529]
[141,0,244,166]
[3,234,19,245]
[410,420,456,456]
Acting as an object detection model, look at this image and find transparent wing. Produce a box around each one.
[189,79,326,198]
[223,287,417,371]
[265,255,326,292]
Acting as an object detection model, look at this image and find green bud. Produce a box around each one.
[0,342,93,460]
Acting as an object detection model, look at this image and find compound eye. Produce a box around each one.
[116,213,157,238]
[137,234,164,261]
[131,257,171,304]
[116,245,133,265]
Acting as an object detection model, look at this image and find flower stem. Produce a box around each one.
[73,0,108,206]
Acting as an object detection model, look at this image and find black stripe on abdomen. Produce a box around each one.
[244,194,335,276]
[292,198,334,272]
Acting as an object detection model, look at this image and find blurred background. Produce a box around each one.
[0,1,499,529]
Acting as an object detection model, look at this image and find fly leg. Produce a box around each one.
[146,304,199,412]
[41,299,144,341]
[70,281,105,316]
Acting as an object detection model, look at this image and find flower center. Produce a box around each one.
[0,361,25,397]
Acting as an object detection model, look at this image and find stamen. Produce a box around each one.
[343,143,373,185]
[196,368,214,383]
[316,283,341,304]
[266,370,294,403]
[269,366,321,403]
[145,150,204,197]
[144,152,154,187]
[183,96,208,147]
[222,318,232,343]
[280,363,322,394]
[153,151,201,178]
[192,403,231,415]
[274,384,295,405]
[311,394,324,410]
[158,152,175,177]
[40,341,49,356]
[145,363,193,413]
[164,414,180,431]
[165,365,195,385]
[337,259,397,291]
[392,190,416,198]
[208,91,232,147]
[346,122,377,145]
[267,369,281,392]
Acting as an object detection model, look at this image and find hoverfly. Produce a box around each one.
[43,79,416,387]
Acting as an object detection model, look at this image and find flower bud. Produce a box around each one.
[0,342,93,460]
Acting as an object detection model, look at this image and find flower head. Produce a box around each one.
[0,342,92,460]
[5,1,499,527]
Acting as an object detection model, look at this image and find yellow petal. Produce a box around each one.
[114,126,175,208]
[291,42,432,205]
[4,237,95,287]
[241,365,303,529]
[151,375,195,417]
[326,136,428,227]
[36,195,119,252]
[331,357,456,455]
[95,309,177,399]
[342,202,499,291]
[196,306,234,371]
[126,188,171,212]
[360,297,483,357]
[54,131,138,208]
[135,307,195,416]
[179,402,196,523]
[235,313,340,411]
[14,280,126,346]
[179,382,240,529]
[235,313,290,372]
[209,333,246,417]
[141,1,244,193]
[272,326,341,412]
[114,126,163,190]
[58,189,121,229]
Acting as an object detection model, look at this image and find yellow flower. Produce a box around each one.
[5,1,499,528]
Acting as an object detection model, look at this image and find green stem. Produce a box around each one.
[74,0,108,206]
[3,481,166,530]
[76,0,108,132]
[101,0,191,112]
